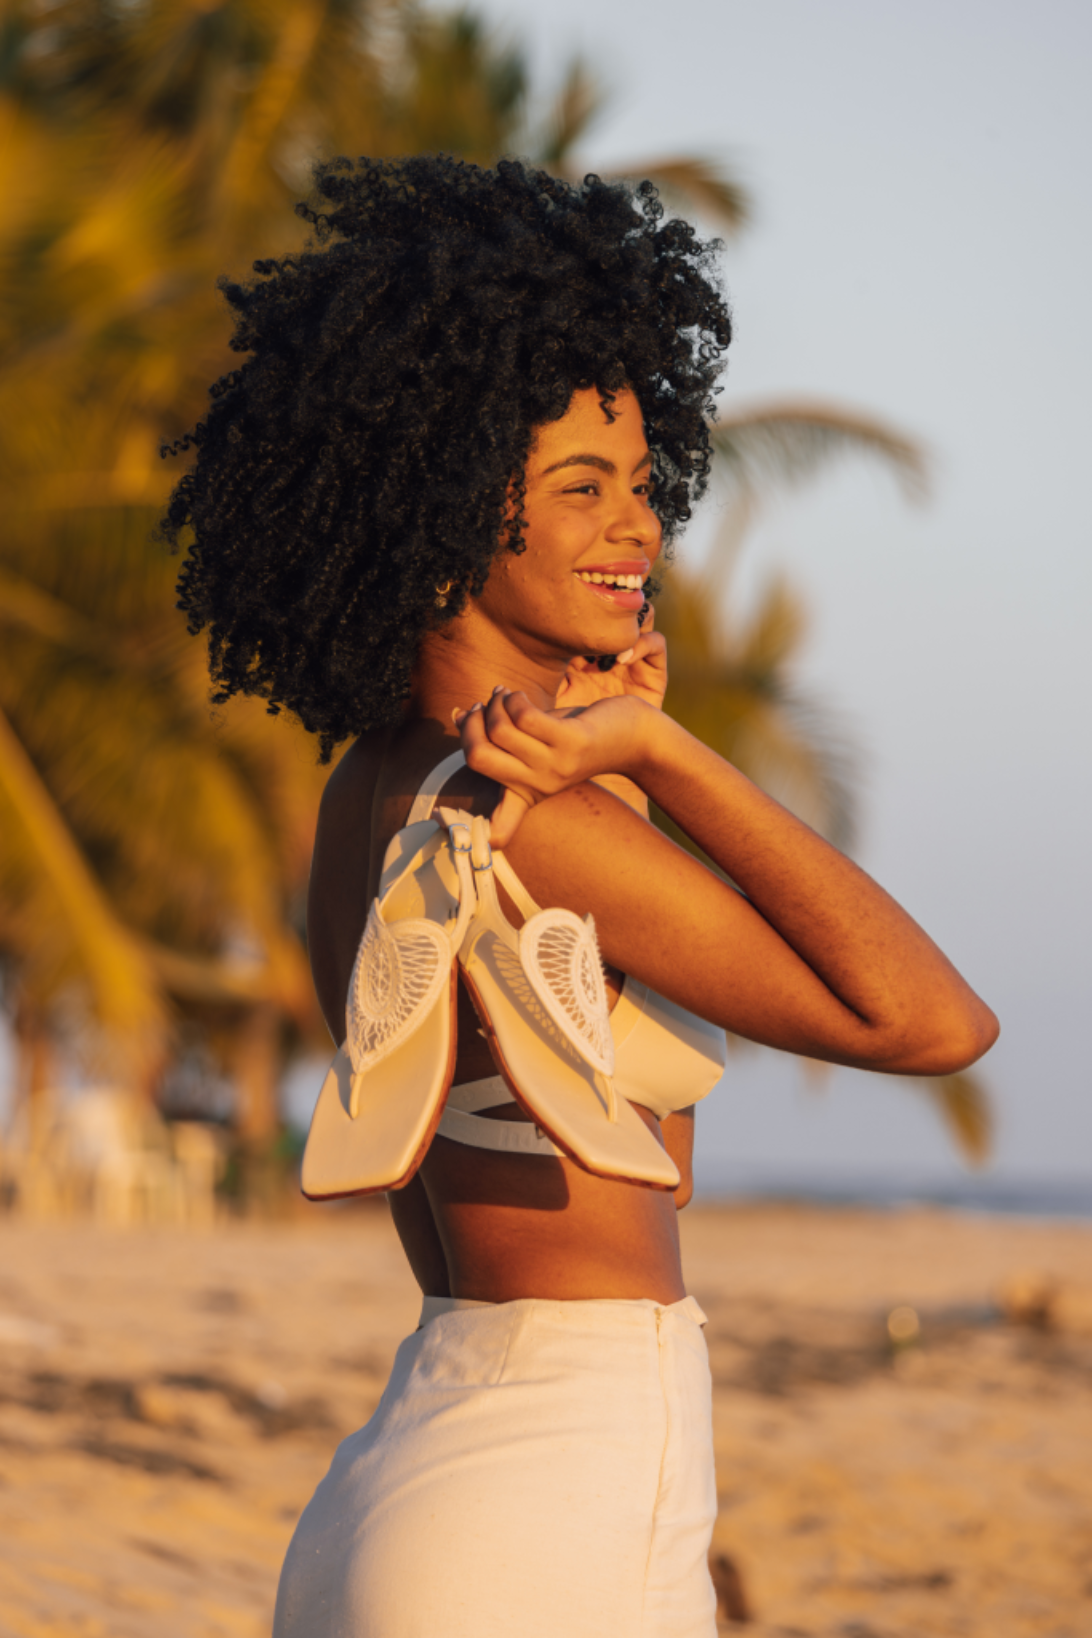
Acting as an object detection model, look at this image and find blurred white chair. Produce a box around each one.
[170,1120,224,1226]
[3,1089,224,1225]
[60,1088,175,1224]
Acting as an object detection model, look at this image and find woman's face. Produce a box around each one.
[474,386,663,661]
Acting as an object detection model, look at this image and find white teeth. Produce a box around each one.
[577,571,645,589]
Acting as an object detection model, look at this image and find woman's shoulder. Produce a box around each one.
[312,735,384,884]
[319,732,381,811]
[317,728,501,879]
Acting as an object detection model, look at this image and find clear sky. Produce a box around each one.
[475,0,1092,1190]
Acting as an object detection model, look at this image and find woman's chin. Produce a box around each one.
[571,617,642,659]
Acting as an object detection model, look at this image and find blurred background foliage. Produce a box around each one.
[0,0,989,1181]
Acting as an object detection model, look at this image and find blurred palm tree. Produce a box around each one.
[0,516,320,1129]
[0,0,990,1164]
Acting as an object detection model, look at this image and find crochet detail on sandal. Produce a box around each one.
[346,902,451,1079]
[520,910,616,1081]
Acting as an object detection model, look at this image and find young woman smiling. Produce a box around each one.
[167,155,997,1638]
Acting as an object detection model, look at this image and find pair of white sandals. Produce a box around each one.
[302,804,680,1199]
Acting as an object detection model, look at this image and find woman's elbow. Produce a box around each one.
[888,997,1000,1076]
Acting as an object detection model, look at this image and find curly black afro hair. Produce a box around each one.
[164,154,731,760]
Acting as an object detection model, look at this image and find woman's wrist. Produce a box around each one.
[619,705,695,793]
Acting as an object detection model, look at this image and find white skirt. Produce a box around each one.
[273,1294,718,1638]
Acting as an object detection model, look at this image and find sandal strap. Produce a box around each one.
[406,748,467,824]
[407,750,543,921]
[491,850,541,920]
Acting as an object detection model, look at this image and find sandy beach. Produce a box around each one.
[0,1202,1089,1637]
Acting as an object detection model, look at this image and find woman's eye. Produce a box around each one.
[564,483,599,496]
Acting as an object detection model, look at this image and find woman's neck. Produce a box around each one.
[409,607,570,729]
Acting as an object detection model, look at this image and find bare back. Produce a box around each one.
[307,724,693,1305]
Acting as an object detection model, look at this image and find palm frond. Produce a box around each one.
[909,1070,993,1166]
[724,694,859,853]
[383,9,530,166]
[3,637,289,955]
[0,530,320,1030]
[0,700,168,1079]
[711,402,928,502]
[0,565,109,654]
[140,931,312,1018]
[531,57,603,166]
[217,0,329,208]
[797,1062,994,1164]
[733,572,808,675]
[655,567,860,850]
[606,155,750,232]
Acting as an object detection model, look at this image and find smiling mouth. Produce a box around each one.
[574,568,647,610]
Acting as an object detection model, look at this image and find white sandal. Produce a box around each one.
[301,816,475,1199]
[454,815,680,1190]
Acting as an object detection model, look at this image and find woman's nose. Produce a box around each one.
[606,490,661,549]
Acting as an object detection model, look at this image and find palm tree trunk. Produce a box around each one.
[230,1003,282,1147]
[12,1002,55,1152]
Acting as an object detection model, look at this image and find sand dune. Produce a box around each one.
[0,1204,1089,1636]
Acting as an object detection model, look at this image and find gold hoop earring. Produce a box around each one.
[434,581,453,609]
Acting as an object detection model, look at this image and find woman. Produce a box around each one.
[166,155,997,1637]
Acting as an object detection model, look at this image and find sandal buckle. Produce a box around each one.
[470,816,493,873]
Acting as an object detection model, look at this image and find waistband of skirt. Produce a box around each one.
[418,1292,708,1330]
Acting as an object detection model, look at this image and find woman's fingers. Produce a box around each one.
[454,687,647,820]
[488,786,534,848]
[454,696,554,844]
[617,629,668,704]
[625,628,667,671]
[455,698,556,797]
[477,690,574,773]
[486,687,568,744]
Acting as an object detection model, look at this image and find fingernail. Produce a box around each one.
[616,648,635,664]
[492,684,505,695]
[471,701,482,712]
[451,707,465,724]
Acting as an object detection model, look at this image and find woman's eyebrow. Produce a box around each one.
[541,451,653,477]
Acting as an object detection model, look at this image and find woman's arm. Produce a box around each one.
[457,693,998,1076]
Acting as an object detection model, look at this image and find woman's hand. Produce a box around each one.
[554,606,668,714]
[455,608,668,844]
[455,690,657,847]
